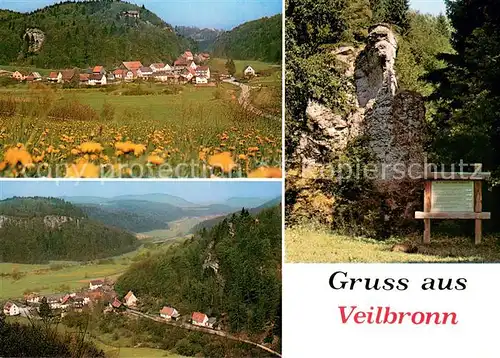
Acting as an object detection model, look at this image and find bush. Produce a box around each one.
[0,96,17,117]
[100,102,115,121]
[47,100,99,121]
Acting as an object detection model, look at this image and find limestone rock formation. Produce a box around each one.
[43,215,73,229]
[24,28,45,53]
[295,24,426,234]
[300,24,425,180]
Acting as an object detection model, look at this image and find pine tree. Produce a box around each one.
[385,0,410,32]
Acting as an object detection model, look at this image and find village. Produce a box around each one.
[8,50,257,87]
[2,278,219,331]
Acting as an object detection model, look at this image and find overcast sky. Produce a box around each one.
[0,181,281,203]
[0,0,282,30]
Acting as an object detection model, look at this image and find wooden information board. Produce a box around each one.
[431,181,474,212]
[415,169,491,244]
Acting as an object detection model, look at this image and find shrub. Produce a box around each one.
[47,99,99,121]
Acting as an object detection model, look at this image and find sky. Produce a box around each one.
[0,0,282,30]
[0,180,281,203]
[410,0,446,15]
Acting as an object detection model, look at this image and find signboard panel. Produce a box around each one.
[431,181,474,212]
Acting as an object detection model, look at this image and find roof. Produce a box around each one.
[60,69,76,81]
[184,51,193,58]
[174,57,188,66]
[31,72,41,77]
[90,279,104,285]
[124,291,135,301]
[4,302,14,310]
[160,306,178,316]
[123,61,143,70]
[139,66,152,72]
[93,66,104,73]
[49,72,58,79]
[196,66,209,71]
[80,74,89,81]
[151,63,165,68]
[192,312,207,323]
[61,295,72,304]
[208,317,217,324]
[114,68,126,75]
[89,73,105,80]
[112,298,122,308]
[153,71,173,76]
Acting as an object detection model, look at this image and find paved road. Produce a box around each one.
[223,78,280,121]
[126,309,281,357]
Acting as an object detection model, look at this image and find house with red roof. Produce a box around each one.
[122,61,143,71]
[113,68,126,80]
[191,312,209,327]
[183,50,194,61]
[137,66,153,78]
[48,71,59,83]
[160,306,180,321]
[92,65,105,75]
[12,71,29,81]
[111,297,122,309]
[195,66,211,79]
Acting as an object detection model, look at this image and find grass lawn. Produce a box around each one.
[95,342,182,358]
[208,58,279,76]
[0,64,56,76]
[286,226,500,263]
[140,216,211,241]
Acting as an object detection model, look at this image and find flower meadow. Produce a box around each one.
[0,84,281,178]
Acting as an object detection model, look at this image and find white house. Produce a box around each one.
[89,279,104,290]
[195,76,208,84]
[48,71,59,83]
[150,63,165,72]
[25,293,40,304]
[160,306,180,320]
[12,71,28,81]
[123,291,137,307]
[138,66,153,78]
[244,66,256,77]
[31,72,42,81]
[125,70,135,81]
[88,74,107,86]
[3,302,20,316]
[191,312,209,327]
[195,66,210,79]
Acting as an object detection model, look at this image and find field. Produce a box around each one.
[286,226,500,263]
[0,77,281,178]
[139,216,215,242]
[208,57,279,76]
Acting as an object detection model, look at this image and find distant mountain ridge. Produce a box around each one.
[175,26,224,52]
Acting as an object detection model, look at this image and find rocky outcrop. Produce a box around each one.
[24,28,45,53]
[43,215,73,229]
[295,24,426,235]
[300,24,426,180]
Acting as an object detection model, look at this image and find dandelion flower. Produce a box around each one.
[248,167,282,178]
[79,142,103,154]
[148,155,165,165]
[4,147,33,167]
[208,151,236,173]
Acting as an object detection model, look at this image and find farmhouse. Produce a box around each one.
[153,71,177,83]
[80,74,90,84]
[244,66,256,77]
[159,306,180,320]
[89,279,104,290]
[111,297,122,309]
[183,50,194,61]
[24,293,40,304]
[59,69,78,83]
[3,302,20,316]
[123,291,137,307]
[191,312,209,327]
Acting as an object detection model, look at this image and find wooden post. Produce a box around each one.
[423,181,432,244]
[474,181,483,244]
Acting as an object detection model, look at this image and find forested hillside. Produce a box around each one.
[0,0,190,68]
[115,206,281,340]
[0,197,139,263]
[213,14,282,63]
[190,197,282,233]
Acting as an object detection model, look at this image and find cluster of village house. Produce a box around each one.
[10,51,256,87]
[3,278,217,329]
